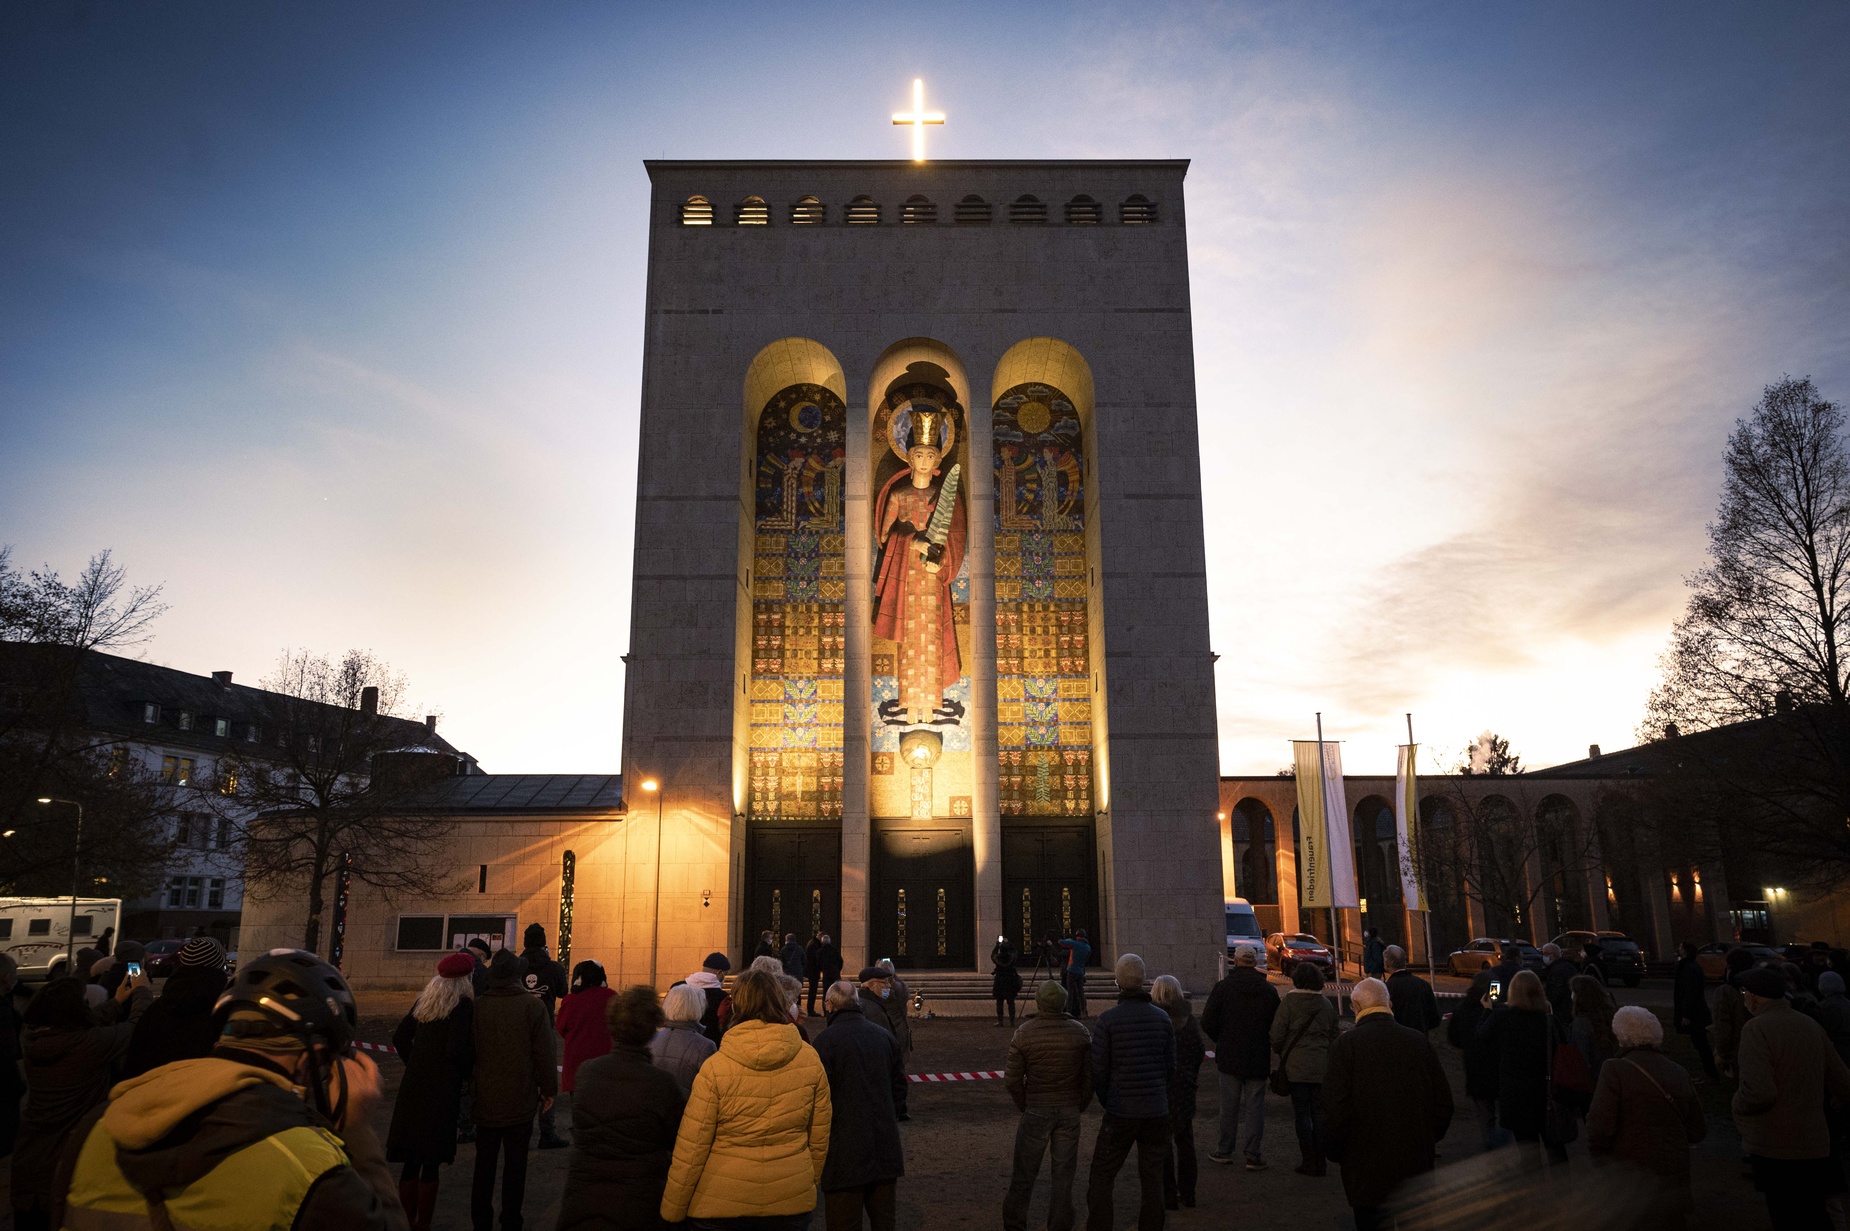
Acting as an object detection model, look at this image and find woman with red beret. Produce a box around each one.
[388,951,478,1230]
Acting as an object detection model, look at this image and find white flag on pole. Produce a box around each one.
[1321,739,1359,909]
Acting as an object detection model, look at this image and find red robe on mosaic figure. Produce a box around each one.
[873,464,966,719]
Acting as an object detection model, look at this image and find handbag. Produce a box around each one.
[1543,1019,1581,1146]
[1270,999,1318,1096]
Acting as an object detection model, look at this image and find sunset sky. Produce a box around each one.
[4,3,1848,775]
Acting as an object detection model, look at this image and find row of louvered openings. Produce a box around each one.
[679,193,1159,227]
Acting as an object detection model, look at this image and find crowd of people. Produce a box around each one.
[1,923,1845,1230]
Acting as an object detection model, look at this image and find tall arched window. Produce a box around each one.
[680,195,714,226]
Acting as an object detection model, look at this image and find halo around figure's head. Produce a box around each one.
[889,398,956,462]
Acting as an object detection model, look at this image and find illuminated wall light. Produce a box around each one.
[1669,873,1681,903]
[1692,869,1703,904]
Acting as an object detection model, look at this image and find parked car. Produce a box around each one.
[1695,941,1780,982]
[1446,937,1544,977]
[1265,932,1335,976]
[1552,930,1646,987]
[141,939,186,979]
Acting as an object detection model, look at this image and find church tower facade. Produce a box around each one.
[622,160,1225,989]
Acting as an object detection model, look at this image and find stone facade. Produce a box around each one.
[626,161,1224,989]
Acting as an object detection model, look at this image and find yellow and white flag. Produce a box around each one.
[1293,739,1359,910]
[1395,743,1426,912]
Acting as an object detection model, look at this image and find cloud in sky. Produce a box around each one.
[2,2,1848,774]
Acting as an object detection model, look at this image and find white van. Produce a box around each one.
[0,898,122,980]
[1224,898,1268,970]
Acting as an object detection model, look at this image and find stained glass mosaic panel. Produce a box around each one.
[994,383,1093,816]
[750,383,846,820]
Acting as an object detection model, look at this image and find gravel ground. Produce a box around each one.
[353,996,1772,1231]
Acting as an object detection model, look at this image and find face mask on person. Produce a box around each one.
[880,988,891,999]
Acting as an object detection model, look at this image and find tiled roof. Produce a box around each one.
[403,774,625,815]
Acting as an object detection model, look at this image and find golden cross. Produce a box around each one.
[891,78,944,163]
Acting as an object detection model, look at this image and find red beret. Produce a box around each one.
[438,952,476,979]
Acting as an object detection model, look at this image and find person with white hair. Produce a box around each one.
[1153,974,1206,1208]
[813,979,905,1229]
[1322,977,1452,1231]
[652,982,717,1094]
[1583,1004,1706,1229]
[1200,943,1279,1170]
[1083,954,1175,1231]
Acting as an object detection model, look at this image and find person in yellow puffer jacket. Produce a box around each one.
[661,967,832,1227]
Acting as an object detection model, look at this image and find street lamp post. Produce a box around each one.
[641,779,663,988]
[36,797,85,970]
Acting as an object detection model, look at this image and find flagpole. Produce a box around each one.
[1409,711,1435,984]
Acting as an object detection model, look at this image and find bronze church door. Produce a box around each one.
[1002,824,1099,968]
[871,823,974,969]
[746,827,841,950]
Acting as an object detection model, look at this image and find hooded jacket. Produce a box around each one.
[683,971,727,1043]
[14,987,151,1215]
[660,1019,832,1221]
[122,966,229,1079]
[56,1055,403,1231]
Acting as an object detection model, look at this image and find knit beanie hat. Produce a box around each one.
[178,936,227,969]
[1036,980,1068,1014]
[523,922,547,949]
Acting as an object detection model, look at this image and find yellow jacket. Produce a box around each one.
[660,1019,832,1222]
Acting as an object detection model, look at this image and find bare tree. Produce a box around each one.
[1643,377,1850,888]
[0,549,176,898]
[223,649,463,955]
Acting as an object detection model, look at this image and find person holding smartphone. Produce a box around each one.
[123,935,230,1079]
[1447,977,1505,1151]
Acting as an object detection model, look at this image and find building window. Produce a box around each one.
[790,195,824,225]
[900,194,936,225]
[174,815,191,846]
[845,195,880,225]
[214,717,229,737]
[244,723,259,742]
[215,817,232,849]
[1009,195,1046,224]
[219,771,238,796]
[141,702,159,724]
[1120,194,1159,225]
[1065,194,1101,225]
[177,711,194,731]
[954,194,991,225]
[207,878,225,910]
[680,195,713,226]
[108,747,128,778]
[735,195,770,225]
[160,756,195,786]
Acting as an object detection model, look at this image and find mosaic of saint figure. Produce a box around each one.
[873,403,966,725]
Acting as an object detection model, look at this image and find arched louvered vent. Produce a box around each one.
[680,195,714,226]
[736,196,770,226]
[1009,195,1046,224]
[1065,195,1101,225]
[846,195,881,225]
[955,194,992,225]
[790,195,825,225]
[1120,194,1159,225]
[901,195,937,225]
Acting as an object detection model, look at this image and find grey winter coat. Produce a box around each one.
[1269,989,1340,1084]
[650,1020,716,1094]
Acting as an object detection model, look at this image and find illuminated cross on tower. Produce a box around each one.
[891,78,945,163]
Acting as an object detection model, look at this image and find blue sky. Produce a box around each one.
[4,2,1848,774]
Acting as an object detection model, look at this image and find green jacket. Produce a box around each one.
[56,1055,405,1231]
[472,985,559,1128]
[1269,990,1339,1084]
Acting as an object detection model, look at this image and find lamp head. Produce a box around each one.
[36,797,51,805]
[640,779,659,793]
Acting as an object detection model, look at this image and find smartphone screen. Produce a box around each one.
[127,962,142,977]
[1489,979,1503,1002]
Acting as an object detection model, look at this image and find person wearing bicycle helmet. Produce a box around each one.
[53,949,408,1231]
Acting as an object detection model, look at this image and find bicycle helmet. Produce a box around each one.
[214,949,360,1123]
